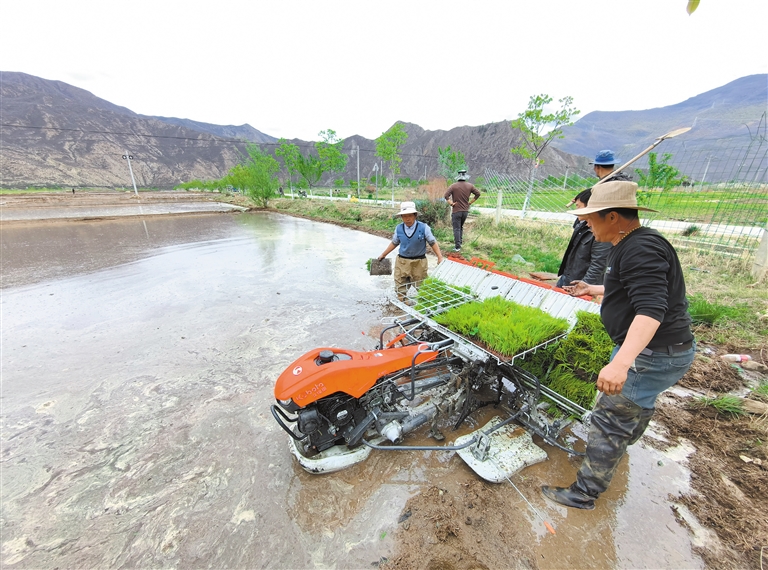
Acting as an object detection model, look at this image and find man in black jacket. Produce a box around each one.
[556,189,611,288]
[543,180,695,510]
[557,151,630,288]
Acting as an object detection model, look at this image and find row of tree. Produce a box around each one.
[185,93,586,207]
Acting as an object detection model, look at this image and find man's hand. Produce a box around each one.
[596,360,629,396]
[562,280,590,297]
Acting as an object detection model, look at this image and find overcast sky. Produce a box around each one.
[2,0,766,141]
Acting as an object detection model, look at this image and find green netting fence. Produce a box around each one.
[480,123,768,263]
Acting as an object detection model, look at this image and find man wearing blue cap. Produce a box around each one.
[590,150,631,184]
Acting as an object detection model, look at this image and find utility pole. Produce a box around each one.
[373,163,379,204]
[380,160,383,196]
[122,153,138,196]
[699,155,714,191]
[356,143,360,198]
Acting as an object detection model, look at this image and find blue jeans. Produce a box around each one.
[611,341,696,409]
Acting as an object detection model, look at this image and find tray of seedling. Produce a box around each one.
[392,278,570,366]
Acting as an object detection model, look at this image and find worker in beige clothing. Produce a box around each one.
[444,169,481,252]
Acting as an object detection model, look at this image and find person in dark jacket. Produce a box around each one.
[556,188,611,288]
[542,180,695,510]
[557,150,631,289]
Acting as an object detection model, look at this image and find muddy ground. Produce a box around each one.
[2,192,767,569]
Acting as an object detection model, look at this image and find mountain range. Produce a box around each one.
[0,71,764,188]
[552,74,767,157]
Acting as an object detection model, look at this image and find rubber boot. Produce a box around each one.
[541,483,596,510]
[542,394,650,510]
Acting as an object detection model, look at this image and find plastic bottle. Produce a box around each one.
[720,354,752,362]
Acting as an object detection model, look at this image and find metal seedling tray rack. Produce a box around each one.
[389,290,568,368]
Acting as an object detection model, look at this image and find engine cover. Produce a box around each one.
[274,345,438,408]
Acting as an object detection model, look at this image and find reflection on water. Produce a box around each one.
[1,214,241,288]
[1,212,397,569]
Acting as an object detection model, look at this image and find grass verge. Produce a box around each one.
[267,197,767,349]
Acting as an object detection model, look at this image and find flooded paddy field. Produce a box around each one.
[1,211,704,569]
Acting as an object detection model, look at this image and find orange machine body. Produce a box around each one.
[274,345,438,408]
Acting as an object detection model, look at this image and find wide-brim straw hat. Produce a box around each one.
[395,201,419,217]
[570,181,658,215]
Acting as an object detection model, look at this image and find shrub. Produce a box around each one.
[415,198,450,228]
[681,224,700,237]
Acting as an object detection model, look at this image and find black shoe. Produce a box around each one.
[541,485,596,510]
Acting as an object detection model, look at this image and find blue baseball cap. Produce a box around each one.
[590,150,620,166]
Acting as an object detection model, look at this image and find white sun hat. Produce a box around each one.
[395,201,419,216]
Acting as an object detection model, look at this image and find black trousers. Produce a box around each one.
[451,211,468,248]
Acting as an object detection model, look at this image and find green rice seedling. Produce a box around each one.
[516,310,612,413]
[552,311,613,379]
[544,364,598,410]
[515,346,552,380]
[414,278,472,314]
[694,394,746,416]
[434,295,569,355]
[433,300,483,336]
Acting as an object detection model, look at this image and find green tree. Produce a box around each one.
[278,129,347,191]
[510,94,580,216]
[635,152,685,189]
[275,138,301,189]
[225,144,280,207]
[295,154,324,189]
[316,129,348,176]
[437,146,467,182]
[375,123,408,188]
[510,94,580,164]
[635,152,685,205]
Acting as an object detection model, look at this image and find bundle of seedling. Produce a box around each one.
[423,291,569,356]
[517,311,613,412]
